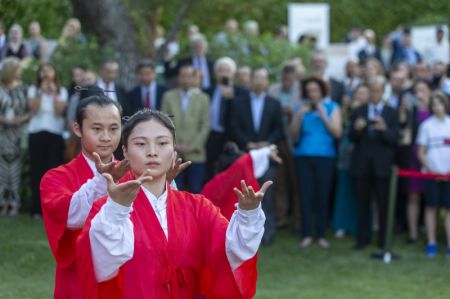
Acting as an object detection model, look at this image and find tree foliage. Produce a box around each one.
[0,0,71,38]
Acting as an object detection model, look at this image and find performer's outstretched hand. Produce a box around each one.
[269,144,283,164]
[234,180,273,211]
[167,157,191,182]
[93,152,130,182]
[104,169,153,207]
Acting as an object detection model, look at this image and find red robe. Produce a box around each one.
[40,154,95,299]
[201,154,259,221]
[77,181,258,299]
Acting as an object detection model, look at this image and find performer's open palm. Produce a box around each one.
[103,170,153,207]
[167,156,191,182]
[233,180,273,211]
[93,152,130,181]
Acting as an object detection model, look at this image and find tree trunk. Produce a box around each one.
[70,0,142,88]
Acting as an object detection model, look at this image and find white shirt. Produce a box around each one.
[140,81,157,108]
[97,80,117,102]
[416,115,450,174]
[90,188,265,282]
[192,56,210,89]
[425,39,449,65]
[27,85,68,135]
[368,102,384,120]
[250,92,266,132]
[180,90,191,113]
[0,35,5,49]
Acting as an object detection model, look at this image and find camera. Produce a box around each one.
[221,77,230,86]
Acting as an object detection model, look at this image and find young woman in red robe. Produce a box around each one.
[77,109,272,299]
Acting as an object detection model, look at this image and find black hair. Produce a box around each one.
[135,59,155,73]
[36,63,61,93]
[281,65,296,76]
[412,79,432,93]
[75,85,123,128]
[121,109,176,146]
[177,63,194,76]
[301,76,329,99]
[215,142,244,174]
[430,90,450,114]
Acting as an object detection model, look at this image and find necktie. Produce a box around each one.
[145,89,151,108]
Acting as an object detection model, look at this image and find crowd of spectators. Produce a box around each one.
[1,18,450,257]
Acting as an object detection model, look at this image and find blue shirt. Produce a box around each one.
[293,101,339,158]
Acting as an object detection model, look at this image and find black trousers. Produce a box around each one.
[259,163,278,244]
[29,131,65,215]
[353,165,390,249]
[205,131,227,181]
[295,156,335,238]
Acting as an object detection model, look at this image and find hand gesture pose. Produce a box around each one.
[233,180,273,211]
[268,144,282,164]
[93,152,130,182]
[167,157,192,182]
[354,117,367,131]
[373,117,387,131]
[104,169,153,207]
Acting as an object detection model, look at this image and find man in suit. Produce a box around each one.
[204,56,246,180]
[97,60,131,116]
[127,60,167,113]
[311,50,345,105]
[391,28,422,67]
[161,65,210,193]
[349,76,399,251]
[164,33,214,90]
[358,29,382,65]
[230,68,284,245]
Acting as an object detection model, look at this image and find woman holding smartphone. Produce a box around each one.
[290,77,342,249]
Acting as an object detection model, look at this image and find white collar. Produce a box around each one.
[141,183,168,202]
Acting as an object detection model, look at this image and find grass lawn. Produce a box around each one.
[0,215,448,299]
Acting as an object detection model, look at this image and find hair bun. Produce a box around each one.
[76,85,107,100]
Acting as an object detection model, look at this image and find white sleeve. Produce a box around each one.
[27,85,36,98]
[59,87,68,102]
[225,203,265,270]
[249,147,272,179]
[89,198,134,282]
[416,122,428,146]
[67,172,108,229]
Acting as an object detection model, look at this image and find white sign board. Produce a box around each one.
[411,25,449,64]
[288,3,330,50]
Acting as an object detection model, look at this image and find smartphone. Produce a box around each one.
[221,77,230,86]
[311,103,317,110]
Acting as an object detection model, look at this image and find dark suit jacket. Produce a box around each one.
[205,84,247,137]
[164,56,214,87]
[115,85,132,117]
[230,94,284,151]
[349,104,399,178]
[358,48,382,64]
[127,83,167,113]
[329,78,345,105]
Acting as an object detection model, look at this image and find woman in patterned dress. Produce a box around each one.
[0,57,30,216]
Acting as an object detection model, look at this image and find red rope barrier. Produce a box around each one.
[397,169,450,180]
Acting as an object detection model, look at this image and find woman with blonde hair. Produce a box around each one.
[0,57,30,215]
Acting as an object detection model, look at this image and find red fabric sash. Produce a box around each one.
[397,169,450,180]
